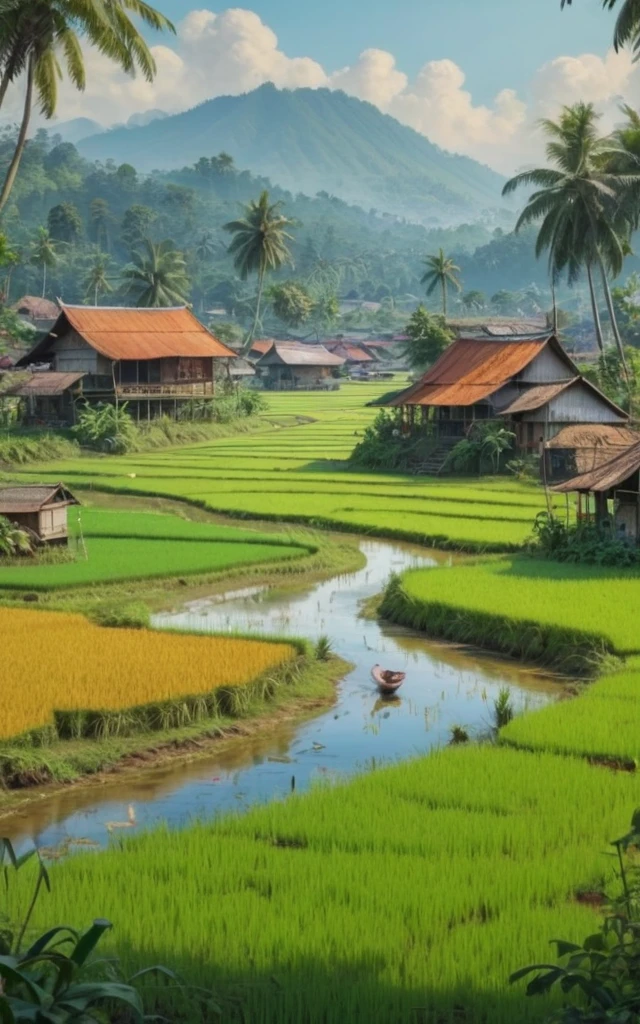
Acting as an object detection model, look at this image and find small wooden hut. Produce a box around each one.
[553,442,640,543]
[0,483,78,545]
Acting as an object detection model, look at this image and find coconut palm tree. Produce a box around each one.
[502,103,633,374]
[562,0,640,55]
[194,232,216,264]
[122,239,190,308]
[0,1,175,213]
[421,250,462,318]
[84,251,113,306]
[30,226,58,297]
[224,190,295,353]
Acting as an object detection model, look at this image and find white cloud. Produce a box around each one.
[4,5,640,173]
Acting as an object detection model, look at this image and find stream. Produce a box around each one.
[3,540,560,850]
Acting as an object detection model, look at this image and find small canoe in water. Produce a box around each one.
[371,664,406,694]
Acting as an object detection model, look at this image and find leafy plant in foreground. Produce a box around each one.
[0,838,148,1023]
[314,635,333,661]
[494,687,514,729]
[73,402,137,454]
[0,514,31,557]
[511,810,640,1022]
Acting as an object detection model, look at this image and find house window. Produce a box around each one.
[120,361,137,384]
[148,360,161,383]
[138,361,149,384]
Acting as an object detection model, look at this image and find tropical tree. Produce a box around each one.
[83,251,113,306]
[0,514,31,556]
[421,249,462,317]
[309,290,340,340]
[89,198,111,251]
[270,281,314,329]
[502,103,634,374]
[30,226,57,297]
[402,305,453,371]
[0,0,175,213]
[121,204,156,252]
[224,190,295,353]
[122,239,190,308]
[47,201,82,244]
[461,290,486,314]
[562,0,640,55]
[194,232,216,263]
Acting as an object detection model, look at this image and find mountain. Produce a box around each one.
[52,117,104,145]
[126,109,168,128]
[77,84,506,226]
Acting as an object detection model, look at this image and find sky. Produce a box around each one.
[7,1,640,174]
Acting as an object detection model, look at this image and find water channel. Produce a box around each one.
[3,540,560,849]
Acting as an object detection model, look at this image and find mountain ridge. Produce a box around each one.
[77,84,507,227]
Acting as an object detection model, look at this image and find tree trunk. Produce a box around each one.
[586,263,605,353]
[95,283,99,306]
[0,54,34,214]
[442,278,447,319]
[551,277,558,335]
[243,266,265,355]
[597,258,630,383]
[42,262,47,299]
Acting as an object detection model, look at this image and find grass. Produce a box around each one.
[4,381,560,553]
[500,659,640,766]
[6,744,640,1022]
[379,557,640,673]
[0,508,312,591]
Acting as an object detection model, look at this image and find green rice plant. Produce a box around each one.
[494,687,515,729]
[5,744,640,1023]
[314,635,333,661]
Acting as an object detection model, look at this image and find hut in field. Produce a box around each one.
[384,333,628,474]
[16,304,236,423]
[553,442,640,543]
[255,342,345,390]
[0,483,78,545]
[544,424,640,483]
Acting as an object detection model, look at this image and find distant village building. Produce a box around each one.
[323,340,378,366]
[13,297,60,334]
[554,442,640,544]
[0,483,78,545]
[385,334,628,473]
[255,342,345,390]
[16,304,236,423]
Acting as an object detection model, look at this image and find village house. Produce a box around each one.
[13,296,60,334]
[385,333,628,473]
[544,424,640,483]
[0,483,78,545]
[16,304,236,423]
[255,342,345,390]
[553,442,640,544]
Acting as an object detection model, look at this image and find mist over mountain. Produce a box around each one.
[77,84,507,227]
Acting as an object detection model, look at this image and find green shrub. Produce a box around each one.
[88,602,151,630]
[73,402,138,453]
[531,512,640,568]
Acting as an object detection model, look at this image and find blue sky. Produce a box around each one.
[154,0,610,103]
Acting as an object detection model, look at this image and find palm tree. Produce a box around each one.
[502,103,633,374]
[30,226,57,297]
[562,0,640,55]
[122,239,190,308]
[0,1,175,213]
[194,233,216,263]
[224,190,295,353]
[84,252,113,306]
[421,250,462,318]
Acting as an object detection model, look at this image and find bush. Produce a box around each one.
[0,431,79,466]
[88,602,151,630]
[445,421,515,475]
[0,515,32,557]
[73,402,138,453]
[350,410,434,471]
[530,512,640,568]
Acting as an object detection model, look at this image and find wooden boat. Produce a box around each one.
[371,664,406,694]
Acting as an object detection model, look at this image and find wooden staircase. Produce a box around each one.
[411,437,460,476]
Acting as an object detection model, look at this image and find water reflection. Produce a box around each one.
[2,540,560,849]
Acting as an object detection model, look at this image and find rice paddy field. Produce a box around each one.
[384,557,640,665]
[0,606,297,744]
[4,382,640,1022]
[0,508,311,591]
[7,743,640,1023]
[5,382,558,552]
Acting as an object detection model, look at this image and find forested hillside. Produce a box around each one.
[0,124,550,325]
[77,84,508,227]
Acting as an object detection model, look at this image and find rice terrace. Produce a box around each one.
[4,1,640,1020]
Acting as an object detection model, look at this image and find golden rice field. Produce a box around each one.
[1,608,296,744]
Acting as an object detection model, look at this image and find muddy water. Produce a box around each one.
[4,541,559,849]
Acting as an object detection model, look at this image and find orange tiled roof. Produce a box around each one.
[387,337,556,408]
[23,305,236,363]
